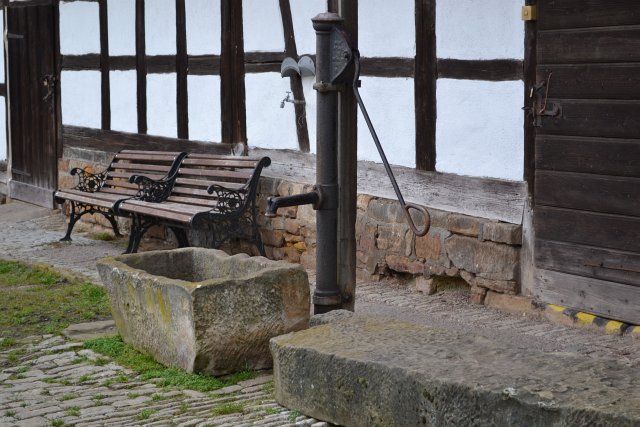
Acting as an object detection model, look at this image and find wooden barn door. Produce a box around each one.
[6,2,59,208]
[533,1,640,324]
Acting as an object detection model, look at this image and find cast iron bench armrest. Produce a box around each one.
[206,184,248,215]
[69,167,108,193]
[130,174,175,203]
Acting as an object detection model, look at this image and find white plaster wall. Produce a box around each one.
[0,10,5,83]
[436,79,524,181]
[437,0,524,60]
[359,0,414,58]
[147,74,177,138]
[0,101,6,160]
[356,77,415,167]
[302,77,317,153]
[186,0,221,55]
[61,71,102,128]
[290,0,325,55]
[243,0,284,52]
[110,71,138,133]
[245,73,298,150]
[108,0,136,56]
[60,1,100,55]
[188,75,221,142]
[146,0,176,55]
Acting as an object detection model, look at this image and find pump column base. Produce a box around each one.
[313,292,342,315]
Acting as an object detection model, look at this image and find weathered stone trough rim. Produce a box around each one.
[98,248,308,292]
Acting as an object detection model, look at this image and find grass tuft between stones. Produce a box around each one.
[84,335,258,392]
[211,402,245,416]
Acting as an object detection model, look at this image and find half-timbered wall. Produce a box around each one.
[55,0,525,180]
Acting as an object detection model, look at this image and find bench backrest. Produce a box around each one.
[101,150,186,197]
[167,154,271,209]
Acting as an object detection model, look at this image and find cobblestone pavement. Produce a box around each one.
[1,203,640,426]
[0,336,325,427]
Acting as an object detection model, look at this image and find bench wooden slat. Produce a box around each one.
[164,195,219,207]
[114,153,184,162]
[174,178,246,191]
[177,167,253,180]
[169,186,212,197]
[113,163,175,173]
[180,158,261,168]
[108,171,165,181]
[54,189,129,209]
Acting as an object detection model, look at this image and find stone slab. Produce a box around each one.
[63,320,117,341]
[271,312,640,427]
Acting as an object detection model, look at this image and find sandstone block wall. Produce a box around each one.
[258,178,522,302]
[58,148,523,302]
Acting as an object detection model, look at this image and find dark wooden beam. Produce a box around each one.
[437,59,524,81]
[62,125,231,155]
[220,0,246,146]
[523,0,537,196]
[98,0,110,130]
[135,0,147,134]
[176,0,188,139]
[360,57,414,77]
[415,0,436,171]
[0,84,6,97]
[279,0,310,153]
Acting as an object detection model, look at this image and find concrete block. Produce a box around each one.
[271,314,640,427]
[97,248,309,375]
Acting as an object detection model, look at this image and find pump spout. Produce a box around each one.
[265,190,320,217]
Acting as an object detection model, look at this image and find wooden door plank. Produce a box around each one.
[535,170,640,217]
[538,0,640,30]
[535,268,640,325]
[538,27,640,64]
[537,64,640,100]
[536,99,640,139]
[536,240,640,287]
[535,135,640,177]
[535,206,640,253]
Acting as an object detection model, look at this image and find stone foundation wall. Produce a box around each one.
[258,178,522,303]
[58,148,523,302]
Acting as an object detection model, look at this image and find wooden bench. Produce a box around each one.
[115,153,271,254]
[54,150,187,242]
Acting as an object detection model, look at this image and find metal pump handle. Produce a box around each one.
[351,49,431,237]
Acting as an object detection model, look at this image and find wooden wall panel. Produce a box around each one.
[538,0,640,30]
[535,171,640,217]
[535,135,640,177]
[538,64,640,100]
[536,240,640,287]
[538,27,640,64]
[536,100,640,139]
[535,269,640,324]
[535,206,640,254]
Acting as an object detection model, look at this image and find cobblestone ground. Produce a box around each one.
[1,204,640,426]
[0,336,326,427]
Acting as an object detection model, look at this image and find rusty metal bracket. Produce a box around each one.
[313,82,345,92]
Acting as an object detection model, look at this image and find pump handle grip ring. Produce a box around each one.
[403,203,431,237]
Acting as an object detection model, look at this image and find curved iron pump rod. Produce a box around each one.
[265,190,320,218]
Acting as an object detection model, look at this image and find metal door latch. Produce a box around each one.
[531,73,562,127]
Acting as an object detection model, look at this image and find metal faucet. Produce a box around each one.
[280,91,306,108]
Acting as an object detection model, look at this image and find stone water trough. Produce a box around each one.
[97,248,310,375]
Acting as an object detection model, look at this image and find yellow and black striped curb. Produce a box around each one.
[542,303,640,336]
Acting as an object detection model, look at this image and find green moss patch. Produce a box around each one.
[84,335,257,392]
[0,260,111,339]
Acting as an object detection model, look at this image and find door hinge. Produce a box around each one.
[522,5,537,21]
